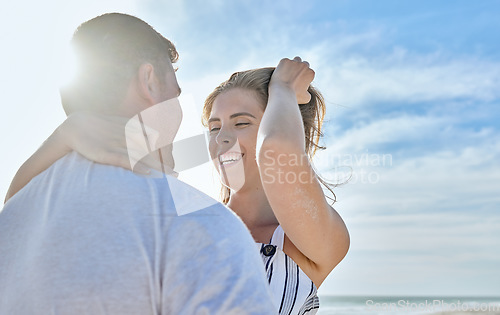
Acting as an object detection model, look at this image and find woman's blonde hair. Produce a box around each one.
[202,67,335,204]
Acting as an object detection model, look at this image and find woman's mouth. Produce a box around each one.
[219,152,244,167]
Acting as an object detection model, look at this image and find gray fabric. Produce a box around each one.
[0,152,276,315]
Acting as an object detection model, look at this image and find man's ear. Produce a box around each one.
[137,63,160,104]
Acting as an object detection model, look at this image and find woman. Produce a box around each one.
[6,57,349,314]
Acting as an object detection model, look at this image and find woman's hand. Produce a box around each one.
[260,56,314,149]
[270,57,315,104]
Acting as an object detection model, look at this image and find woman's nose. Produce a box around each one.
[216,128,234,145]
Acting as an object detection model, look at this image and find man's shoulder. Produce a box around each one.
[7,152,247,232]
[34,152,240,222]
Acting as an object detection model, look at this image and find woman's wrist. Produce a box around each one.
[50,118,74,154]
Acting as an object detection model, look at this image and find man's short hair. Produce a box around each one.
[60,13,178,114]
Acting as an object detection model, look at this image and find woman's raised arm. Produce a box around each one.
[256,57,349,286]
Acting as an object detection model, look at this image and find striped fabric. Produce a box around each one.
[257,226,320,315]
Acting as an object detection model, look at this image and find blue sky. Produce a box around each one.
[1,0,499,296]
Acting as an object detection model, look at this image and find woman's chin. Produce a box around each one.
[220,175,245,192]
[218,159,246,192]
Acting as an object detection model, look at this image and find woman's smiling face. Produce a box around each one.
[208,88,265,192]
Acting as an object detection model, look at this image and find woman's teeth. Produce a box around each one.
[219,153,243,165]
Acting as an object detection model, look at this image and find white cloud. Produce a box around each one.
[310,43,500,112]
[317,135,500,294]
[319,114,447,153]
[324,135,500,213]
[321,209,500,295]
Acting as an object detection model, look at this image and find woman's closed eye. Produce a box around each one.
[209,122,249,133]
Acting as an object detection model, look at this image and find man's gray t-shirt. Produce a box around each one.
[0,152,276,314]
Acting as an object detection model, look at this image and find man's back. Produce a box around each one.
[0,152,276,314]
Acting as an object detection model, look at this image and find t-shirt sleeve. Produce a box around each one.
[160,209,278,315]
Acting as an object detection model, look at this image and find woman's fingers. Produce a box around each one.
[292,56,310,68]
[276,57,314,82]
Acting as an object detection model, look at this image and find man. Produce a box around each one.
[0,13,276,314]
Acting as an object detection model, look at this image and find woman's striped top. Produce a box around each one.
[256,226,320,315]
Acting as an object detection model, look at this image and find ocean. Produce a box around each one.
[317,296,500,314]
